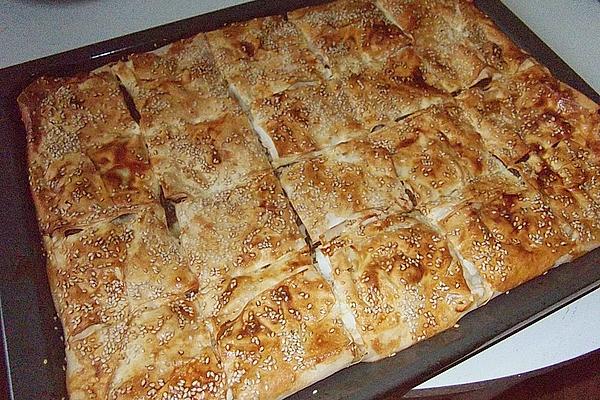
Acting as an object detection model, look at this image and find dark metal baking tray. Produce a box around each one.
[0,1,598,399]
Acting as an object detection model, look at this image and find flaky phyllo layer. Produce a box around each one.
[18,0,599,399]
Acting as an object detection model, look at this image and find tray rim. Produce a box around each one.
[0,1,599,399]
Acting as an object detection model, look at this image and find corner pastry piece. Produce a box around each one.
[66,299,226,400]
[377,0,528,92]
[206,15,324,105]
[18,73,159,234]
[430,177,574,300]
[459,60,600,164]
[279,140,413,242]
[249,81,366,165]
[289,0,410,78]
[142,110,271,200]
[113,33,234,130]
[176,171,307,296]
[342,47,448,130]
[317,213,474,361]
[44,206,198,338]
[216,263,358,400]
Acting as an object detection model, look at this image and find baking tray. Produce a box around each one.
[0,1,599,399]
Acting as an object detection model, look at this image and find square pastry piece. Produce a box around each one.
[514,153,600,256]
[18,73,159,234]
[250,81,366,166]
[377,0,528,92]
[206,15,324,105]
[279,140,413,242]
[430,176,574,300]
[176,171,307,313]
[44,206,198,338]
[113,33,233,130]
[542,139,600,206]
[215,260,358,400]
[66,298,226,400]
[459,60,600,165]
[289,0,410,78]
[342,47,448,130]
[368,103,504,209]
[142,110,271,200]
[318,213,474,361]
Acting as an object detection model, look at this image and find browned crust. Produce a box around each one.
[142,112,271,201]
[459,60,600,166]
[250,80,367,161]
[18,73,160,234]
[206,15,325,104]
[436,178,574,293]
[17,0,600,399]
[44,206,198,338]
[215,264,358,400]
[175,171,307,270]
[377,0,529,92]
[66,299,226,400]
[279,139,413,242]
[320,212,473,361]
[289,0,411,78]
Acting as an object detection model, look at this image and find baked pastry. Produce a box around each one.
[429,175,574,300]
[19,0,600,399]
[318,213,474,361]
[368,103,506,210]
[44,206,198,337]
[543,140,600,204]
[459,60,600,165]
[249,80,366,165]
[289,0,410,78]
[341,47,448,130]
[279,139,413,242]
[175,171,308,318]
[114,35,272,200]
[113,33,233,130]
[137,110,271,200]
[206,15,325,105]
[377,0,529,92]
[513,153,600,256]
[215,258,359,400]
[66,298,226,400]
[18,72,159,234]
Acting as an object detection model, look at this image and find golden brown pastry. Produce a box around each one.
[18,72,159,234]
[215,261,359,400]
[377,0,529,92]
[206,15,325,105]
[558,142,599,196]
[289,0,410,78]
[279,139,413,242]
[367,103,506,210]
[459,60,600,165]
[44,206,198,338]
[140,110,271,200]
[341,47,448,130]
[175,171,307,315]
[429,176,574,300]
[19,0,600,399]
[66,298,226,400]
[513,153,600,256]
[113,33,233,130]
[249,80,366,166]
[318,212,473,361]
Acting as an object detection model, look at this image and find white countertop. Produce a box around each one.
[1,0,599,390]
